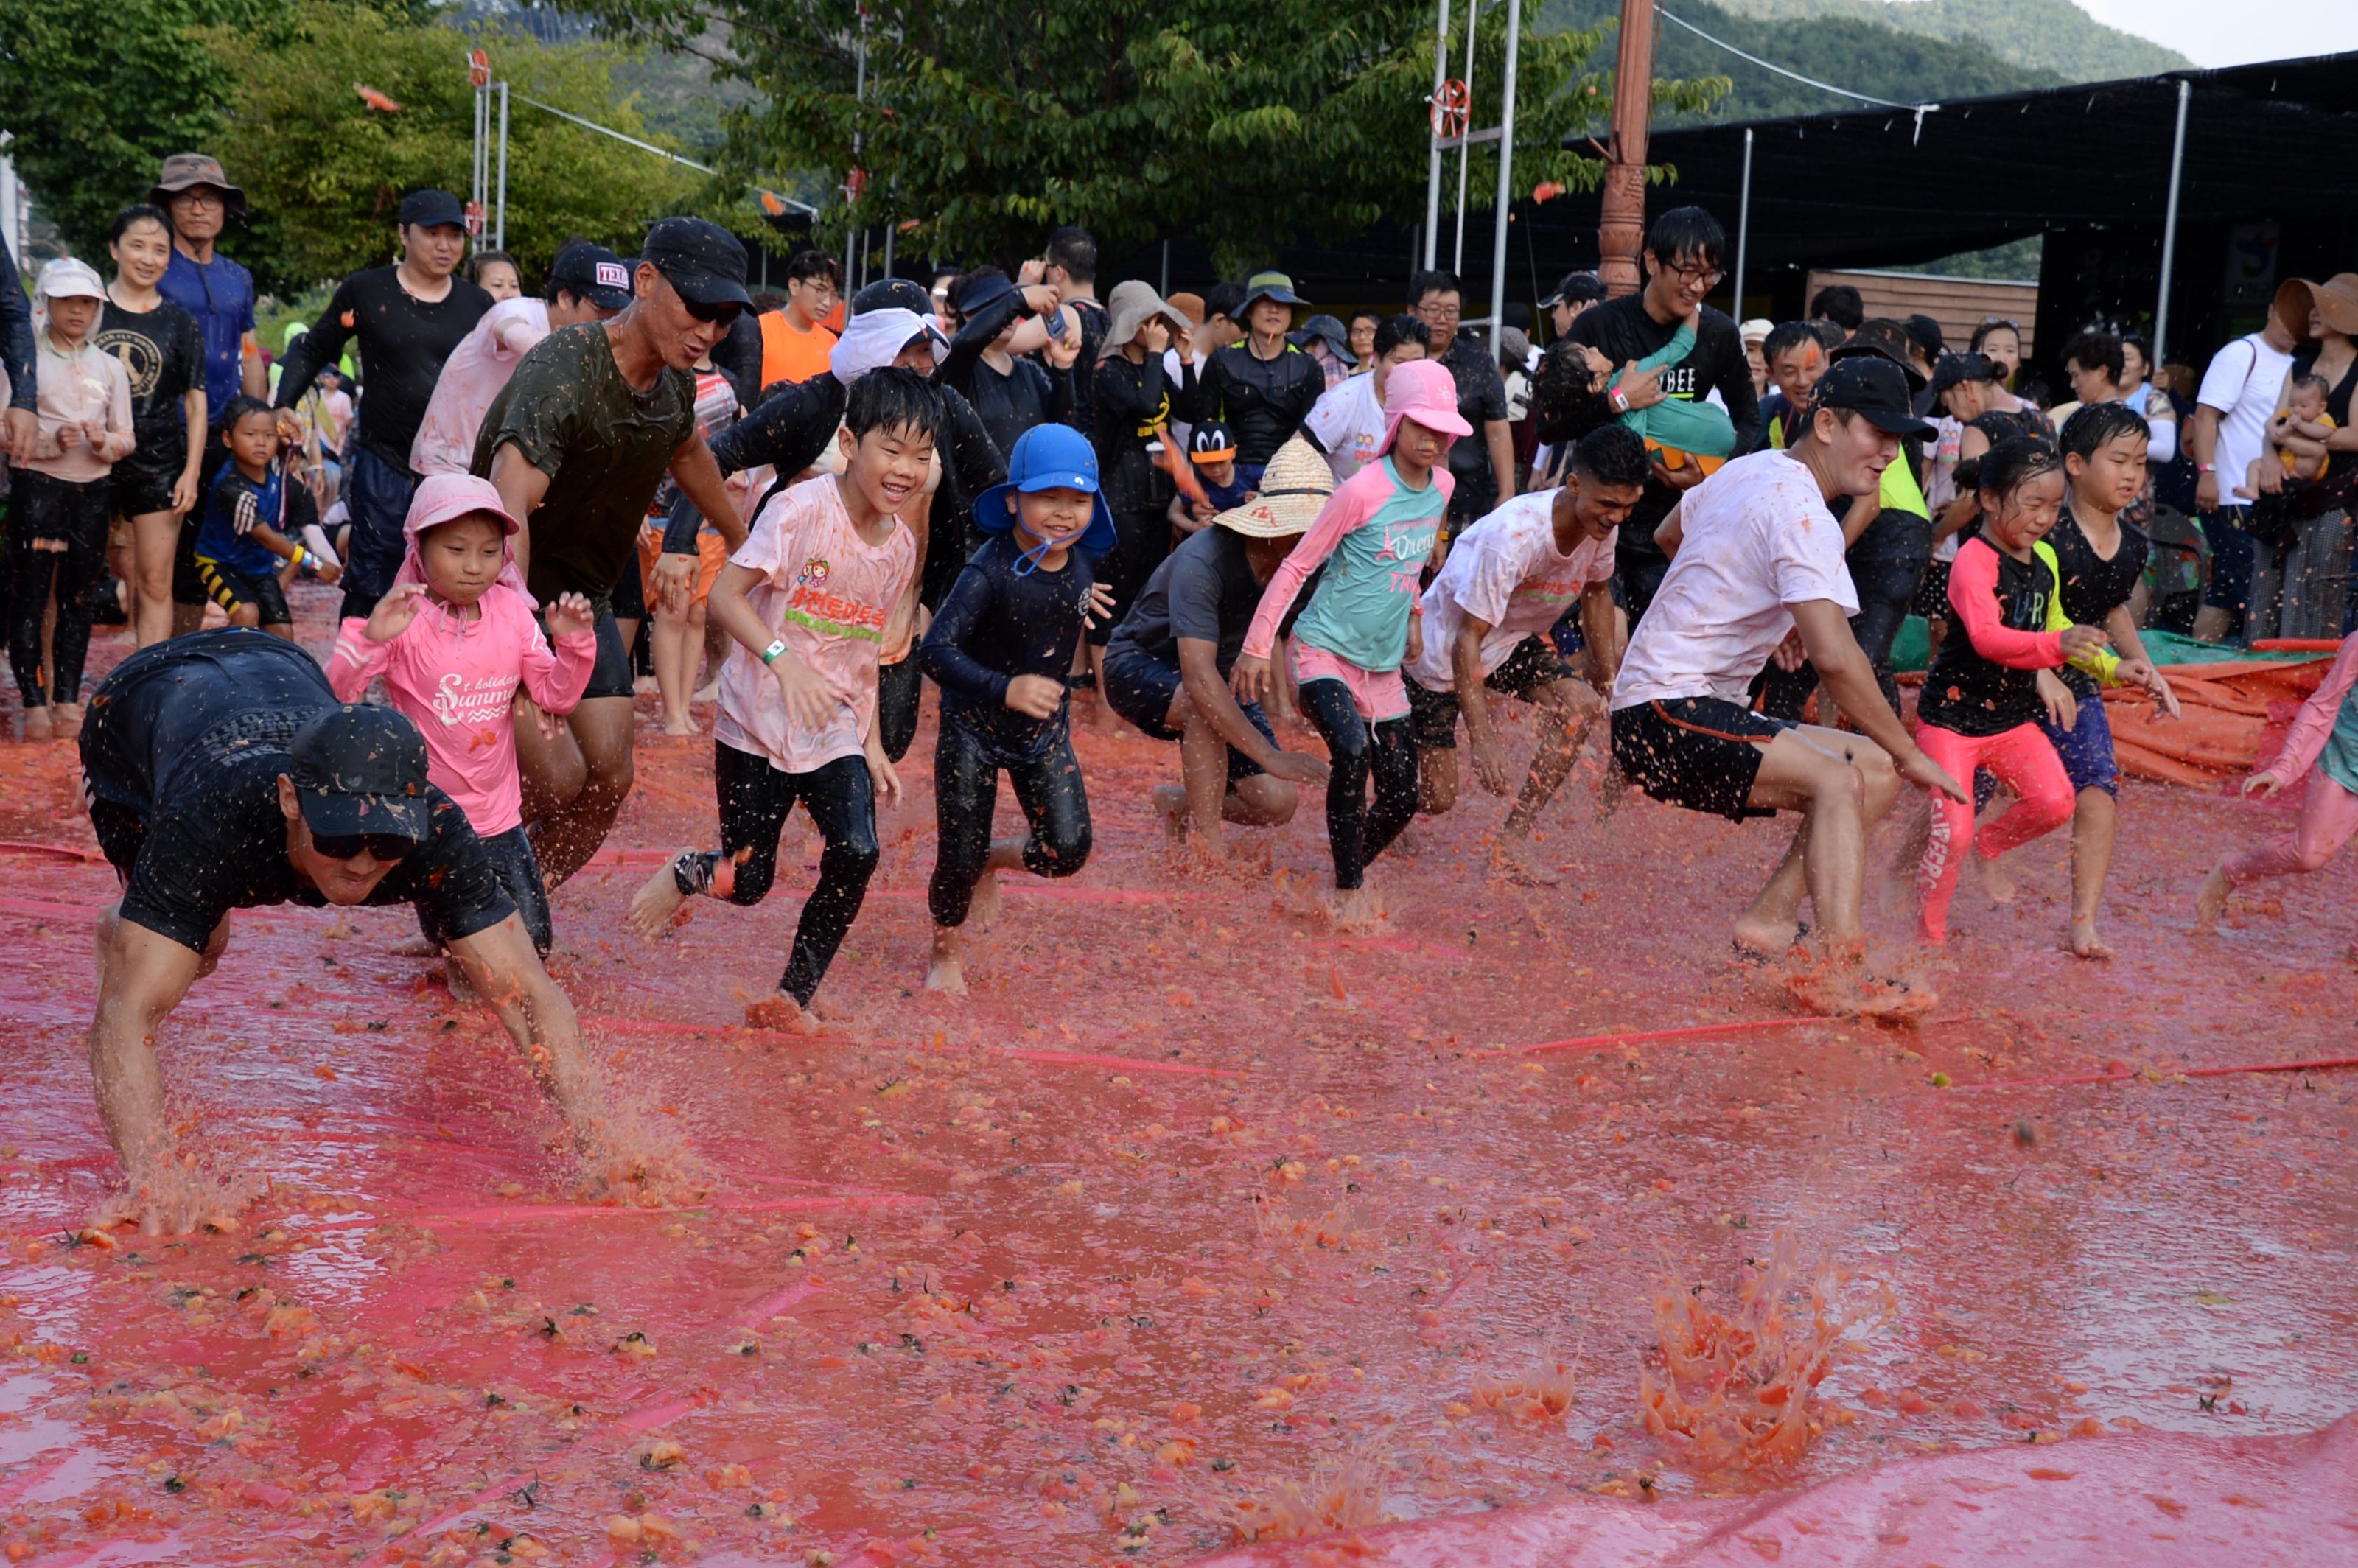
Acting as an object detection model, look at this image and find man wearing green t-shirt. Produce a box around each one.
[474,217,750,886]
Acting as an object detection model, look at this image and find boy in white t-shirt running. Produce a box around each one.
[1403,425,1648,883]
[624,369,935,1033]
[1608,360,1962,1005]
[1301,313,1431,484]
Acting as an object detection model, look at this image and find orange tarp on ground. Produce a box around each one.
[2106,656,2331,788]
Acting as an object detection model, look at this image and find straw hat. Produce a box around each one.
[1099,279,1193,358]
[1212,437,1333,539]
[2276,274,2358,340]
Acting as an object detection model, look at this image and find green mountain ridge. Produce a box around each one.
[1709,0,2191,83]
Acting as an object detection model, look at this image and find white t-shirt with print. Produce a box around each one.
[1303,373,1387,485]
[1611,449,1858,710]
[1407,491,1616,690]
[714,474,916,776]
[2195,332,2294,502]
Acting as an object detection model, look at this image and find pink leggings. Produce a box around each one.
[2221,771,2358,888]
[1914,721,2077,943]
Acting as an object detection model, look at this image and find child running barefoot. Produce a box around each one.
[2197,627,2358,953]
[1234,359,1465,925]
[193,397,339,640]
[328,474,597,957]
[1913,438,2109,945]
[624,368,934,1032]
[919,424,1118,995]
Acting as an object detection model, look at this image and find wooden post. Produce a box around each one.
[1598,0,1654,299]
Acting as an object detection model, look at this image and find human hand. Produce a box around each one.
[2240,769,2288,799]
[1898,746,1968,804]
[654,552,694,617]
[545,591,595,643]
[2256,461,2284,496]
[867,744,903,807]
[1018,258,1048,288]
[1019,283,1060,317]
[2058,623,2109,658]
[1580,345,1614,383]
[1652,458,1707,491]
[365,582,427,642]
[1173,325,1194,360]
[1469,735,1513,797]
[1405,614,1424,668]
[1141,319,1172,355]
[2116,659,2182,718]
[1044,314,1083,371]
[55,421,83,451]
[312,556,343,584]
[2037,668,2079,730]
[83,420,111,452]
[2196,471,2221,511]
[172,466,200,514]
[2,407,34,466]
[1615,360,1668,411]
[513,690,567,741]
[772,651,845,731]
[1264,749,1329,785]
[1770,628,1808,673]
[1231,652,1273,706]
[1004,673,1065,720]
[1189,500,1214,527]
[1083,580,1117,628]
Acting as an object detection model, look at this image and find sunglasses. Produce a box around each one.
[681,296,743,326]
[309,831,419,863]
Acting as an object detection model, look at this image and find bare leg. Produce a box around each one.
[926,925,968,995]
[625,853,693,939]
[1743,723,1902,953]
[1420,750,1459,816]
[1178,703,1236,850]
[130,510,181,648]
[2194,856,2231,930]
[2064,788,2118,959]
[523,696,634,887]
[1734,818,1813,955]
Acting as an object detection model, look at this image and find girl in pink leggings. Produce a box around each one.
[1911,438,2109,943]
[2197,629,2358,951]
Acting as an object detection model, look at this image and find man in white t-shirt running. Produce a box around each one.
[1404,424,1647,883]
[1609,359,1963,997]
[1301,313,1430,484]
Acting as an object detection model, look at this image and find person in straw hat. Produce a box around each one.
[1235,360,1469,923]
[1102,435,1334,858]
[1089,279,1198,685]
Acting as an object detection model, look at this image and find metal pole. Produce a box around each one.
[882,215,893,281]
[1452,0,1478,276]
[470,82,486,254]
[1484,0,1521,355]
[494,81,509,252]
[1423,0,1451,271]
[2152,76,2191,369]
[852,7,867,282]
[1732,127,1752,321]
[1160,239,1169,297]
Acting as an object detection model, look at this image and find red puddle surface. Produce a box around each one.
[0,601,2354,1565]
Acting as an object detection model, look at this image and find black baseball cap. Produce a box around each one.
[1828,320,1928,393]
[642,217,752,309]
[1541,270,1607,310]
[1811,357,1936,437]
[853,277,932,317]
[1927,351,2001,399]
[550,242,634,311]
[398,189,466,230]
[288,705,433,845]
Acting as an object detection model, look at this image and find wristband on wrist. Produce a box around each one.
[760,638,788,666]
[1608,385,1631,415]
[2197,463,2216,473]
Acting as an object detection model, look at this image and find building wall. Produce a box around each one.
[1804,269,2040,358]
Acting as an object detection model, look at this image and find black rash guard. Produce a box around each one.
[918,534,1096,764]
[276,267,492,469]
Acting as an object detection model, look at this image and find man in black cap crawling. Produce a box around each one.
[475,216,752,887]
[274,189,493,617]
[1606,359,1965,1013]
[78,630,624,1234]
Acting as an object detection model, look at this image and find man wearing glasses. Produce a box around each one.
[1537,206,1763,623]
[475,217,751,889]
[1410,270,1517,553]
[78,631,617,1235]
[760,248,843,388]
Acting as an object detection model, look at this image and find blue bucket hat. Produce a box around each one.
[973,424,1117,570]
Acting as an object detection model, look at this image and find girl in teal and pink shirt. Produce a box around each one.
[1235,360,1468,922]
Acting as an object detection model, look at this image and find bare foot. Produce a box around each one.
[51,702,83,743]
[2063,919,2116,961]
[2193,860,2231,931]
[968,872,1002,934]
[1153,785,1191,847]
[660,716,699,738]
[692,678,720,705]
[1785,958,1937,1021]
[632,673,659,697]
[22,707,52,743]
[390,932,441,959]
[744,990,822,1034]
[1493,832,1561,887]
[625,855,693,940]
[925,935,968,996]
[1327,884,1388,932]
[1973,851,2015,906]
[93,1171,245,1237]
[1731,914,1805,959]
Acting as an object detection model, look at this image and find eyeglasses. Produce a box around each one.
[1415,299,1461,319]
[1664,261,1723,288]
[171,190,225,211]
[791,278,839,301]
[309,831,418,864]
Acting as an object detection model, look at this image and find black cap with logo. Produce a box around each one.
[550,242,635,312]
[288,706,433,845]
[1811,357,1937,438]
[642,217,752,309]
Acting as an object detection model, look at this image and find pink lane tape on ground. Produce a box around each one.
[0,898,100,923]
[1000,1048,1245,1079]
[1472,1016,1822,1058]
[0,841,102,862]
[731,1281,822,1326]
[1953,1054,2358,1091]
[293,1191,926,1233]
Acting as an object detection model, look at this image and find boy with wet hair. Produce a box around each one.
[1757,322,1828,451]
[626,367,938,1033]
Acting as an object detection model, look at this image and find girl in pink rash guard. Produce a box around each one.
[2197,628,2358,956]
[329,472,596,954]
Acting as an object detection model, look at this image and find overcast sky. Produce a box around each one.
[2068,0,2358,68]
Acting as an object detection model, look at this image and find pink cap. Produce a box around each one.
[1379,357,1474,455]
[405,472,520,544]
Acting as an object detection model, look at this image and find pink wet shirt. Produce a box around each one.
[410,298,550,476]
[327,588,594,836]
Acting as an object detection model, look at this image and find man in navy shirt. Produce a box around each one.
[152,153,265,633]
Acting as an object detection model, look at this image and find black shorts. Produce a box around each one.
[111,452,185,518]
[422,824,552,956]
[1405,635,1576,750]
[609,555,647,623]
[570,607,635,701]
[1609,696,1791,822]
[1912,558,1953,620]
[193,556,292,627]
[1102,643,1280,783]
[172,444,234,606]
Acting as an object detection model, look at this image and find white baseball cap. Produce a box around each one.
[35,257,105,303]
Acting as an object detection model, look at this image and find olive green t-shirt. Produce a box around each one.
[472,322,698,605]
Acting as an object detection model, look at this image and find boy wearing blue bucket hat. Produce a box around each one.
[917,424,1119,995]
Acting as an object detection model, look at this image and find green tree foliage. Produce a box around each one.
[0,0,285,262]
[1710,0,2189,83]
[565,0,1723,276]
[203,3,699,291]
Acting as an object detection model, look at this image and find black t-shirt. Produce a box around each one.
[1050,298,1110,436]
[943,288,1075,461]
[1437,332,1511,519]
[82,631,514,953]
[2049,505,2149,697]
[1093,352,1178,515]
[475,323,699,605]
[1918,539,2055,737]
[1556,297,1763,564]
[917,535,1096,763]
[95,297,203,464]
[1192,341,1323,466]
[276,267,493,468]
[1109,525,1266,675]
